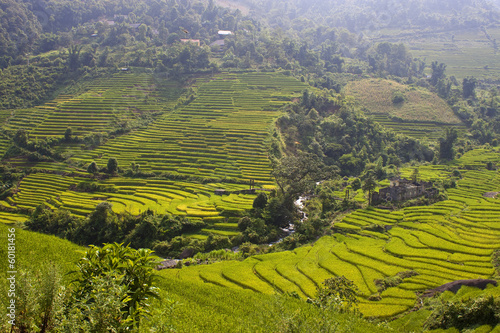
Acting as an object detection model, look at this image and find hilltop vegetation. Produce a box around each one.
[344,79,460,124]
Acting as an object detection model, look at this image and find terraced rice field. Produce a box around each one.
[66,72,306,183]
[368,113,467,140]
[0,71,306,237]
[164,148,500,318]
[0,172,255,236]
[2,73,180,140]
[0,72,181,162]
[376,27,500,80]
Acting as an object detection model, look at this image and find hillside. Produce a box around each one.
[0,71,306,240]
[1,0,500,331]
[164,147,500,320]
[374,26,500,80]
[0,223,389,333]
[345,79,460,124]
[344,78,466,140]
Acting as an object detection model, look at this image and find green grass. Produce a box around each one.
[0,223,391,333]
[344,78,466,140]
[345,78,461,124]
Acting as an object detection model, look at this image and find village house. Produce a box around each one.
[209,39,225,50]
[129,23,143,30]
[371,177,437,204]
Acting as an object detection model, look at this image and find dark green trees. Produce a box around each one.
[463,77,477,99]
[362,175,378,206]
[430,61,447,86]
[439,128,458,161]
[107,157,118,174]
[13,129,28,147]
[64,127,72,142]
[87,161,98,175]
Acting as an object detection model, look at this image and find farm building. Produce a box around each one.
[210,39,226,52]
[371,178,437,204]
[218,30,232,36]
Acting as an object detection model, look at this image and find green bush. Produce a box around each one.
[71,243,161,330]
[312,276,359,312]
[392,91,406,104]
[424,296,500,331]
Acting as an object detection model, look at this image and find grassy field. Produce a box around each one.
[164,147,500,319]
[0,223,389,333]
[376,26,500,81]
[344,78,466,140]
[344,79,460,124]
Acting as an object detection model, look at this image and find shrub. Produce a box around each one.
[452,169,462,178]
[107,157,118,174]
[253,192,268,210]
[374,271,418,292]
[71,243,161,330]
[392,91,406,104]
[312,276,359,312]
[424,296,500,331]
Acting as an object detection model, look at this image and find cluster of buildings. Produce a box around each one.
[371,178,438,204]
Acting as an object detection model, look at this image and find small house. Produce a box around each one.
[218,30,232,37]
[215,189,229,196]
[100,19,115,26]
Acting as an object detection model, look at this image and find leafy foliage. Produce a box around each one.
[277,91,434,177]
[313,276,359,312]
[71,242,161,329]
[424,296,500,331]
[439,127,458,160]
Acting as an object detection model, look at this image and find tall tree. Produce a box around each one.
[107,157,118,174]
[87,161,98,175]
[272,152,334,200]
[430,61,446,86]
[439,127,458,161]
[64,127,72,142]
[362,175,377,206]
[463,77,477,99]
[67,45,82,71]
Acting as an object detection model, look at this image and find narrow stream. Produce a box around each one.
[267,196,307,246]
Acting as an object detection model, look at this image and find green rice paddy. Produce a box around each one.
[164,148,500,318]
[0,71,306,238]
[376,26,500,81]
[63,72,306,183]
